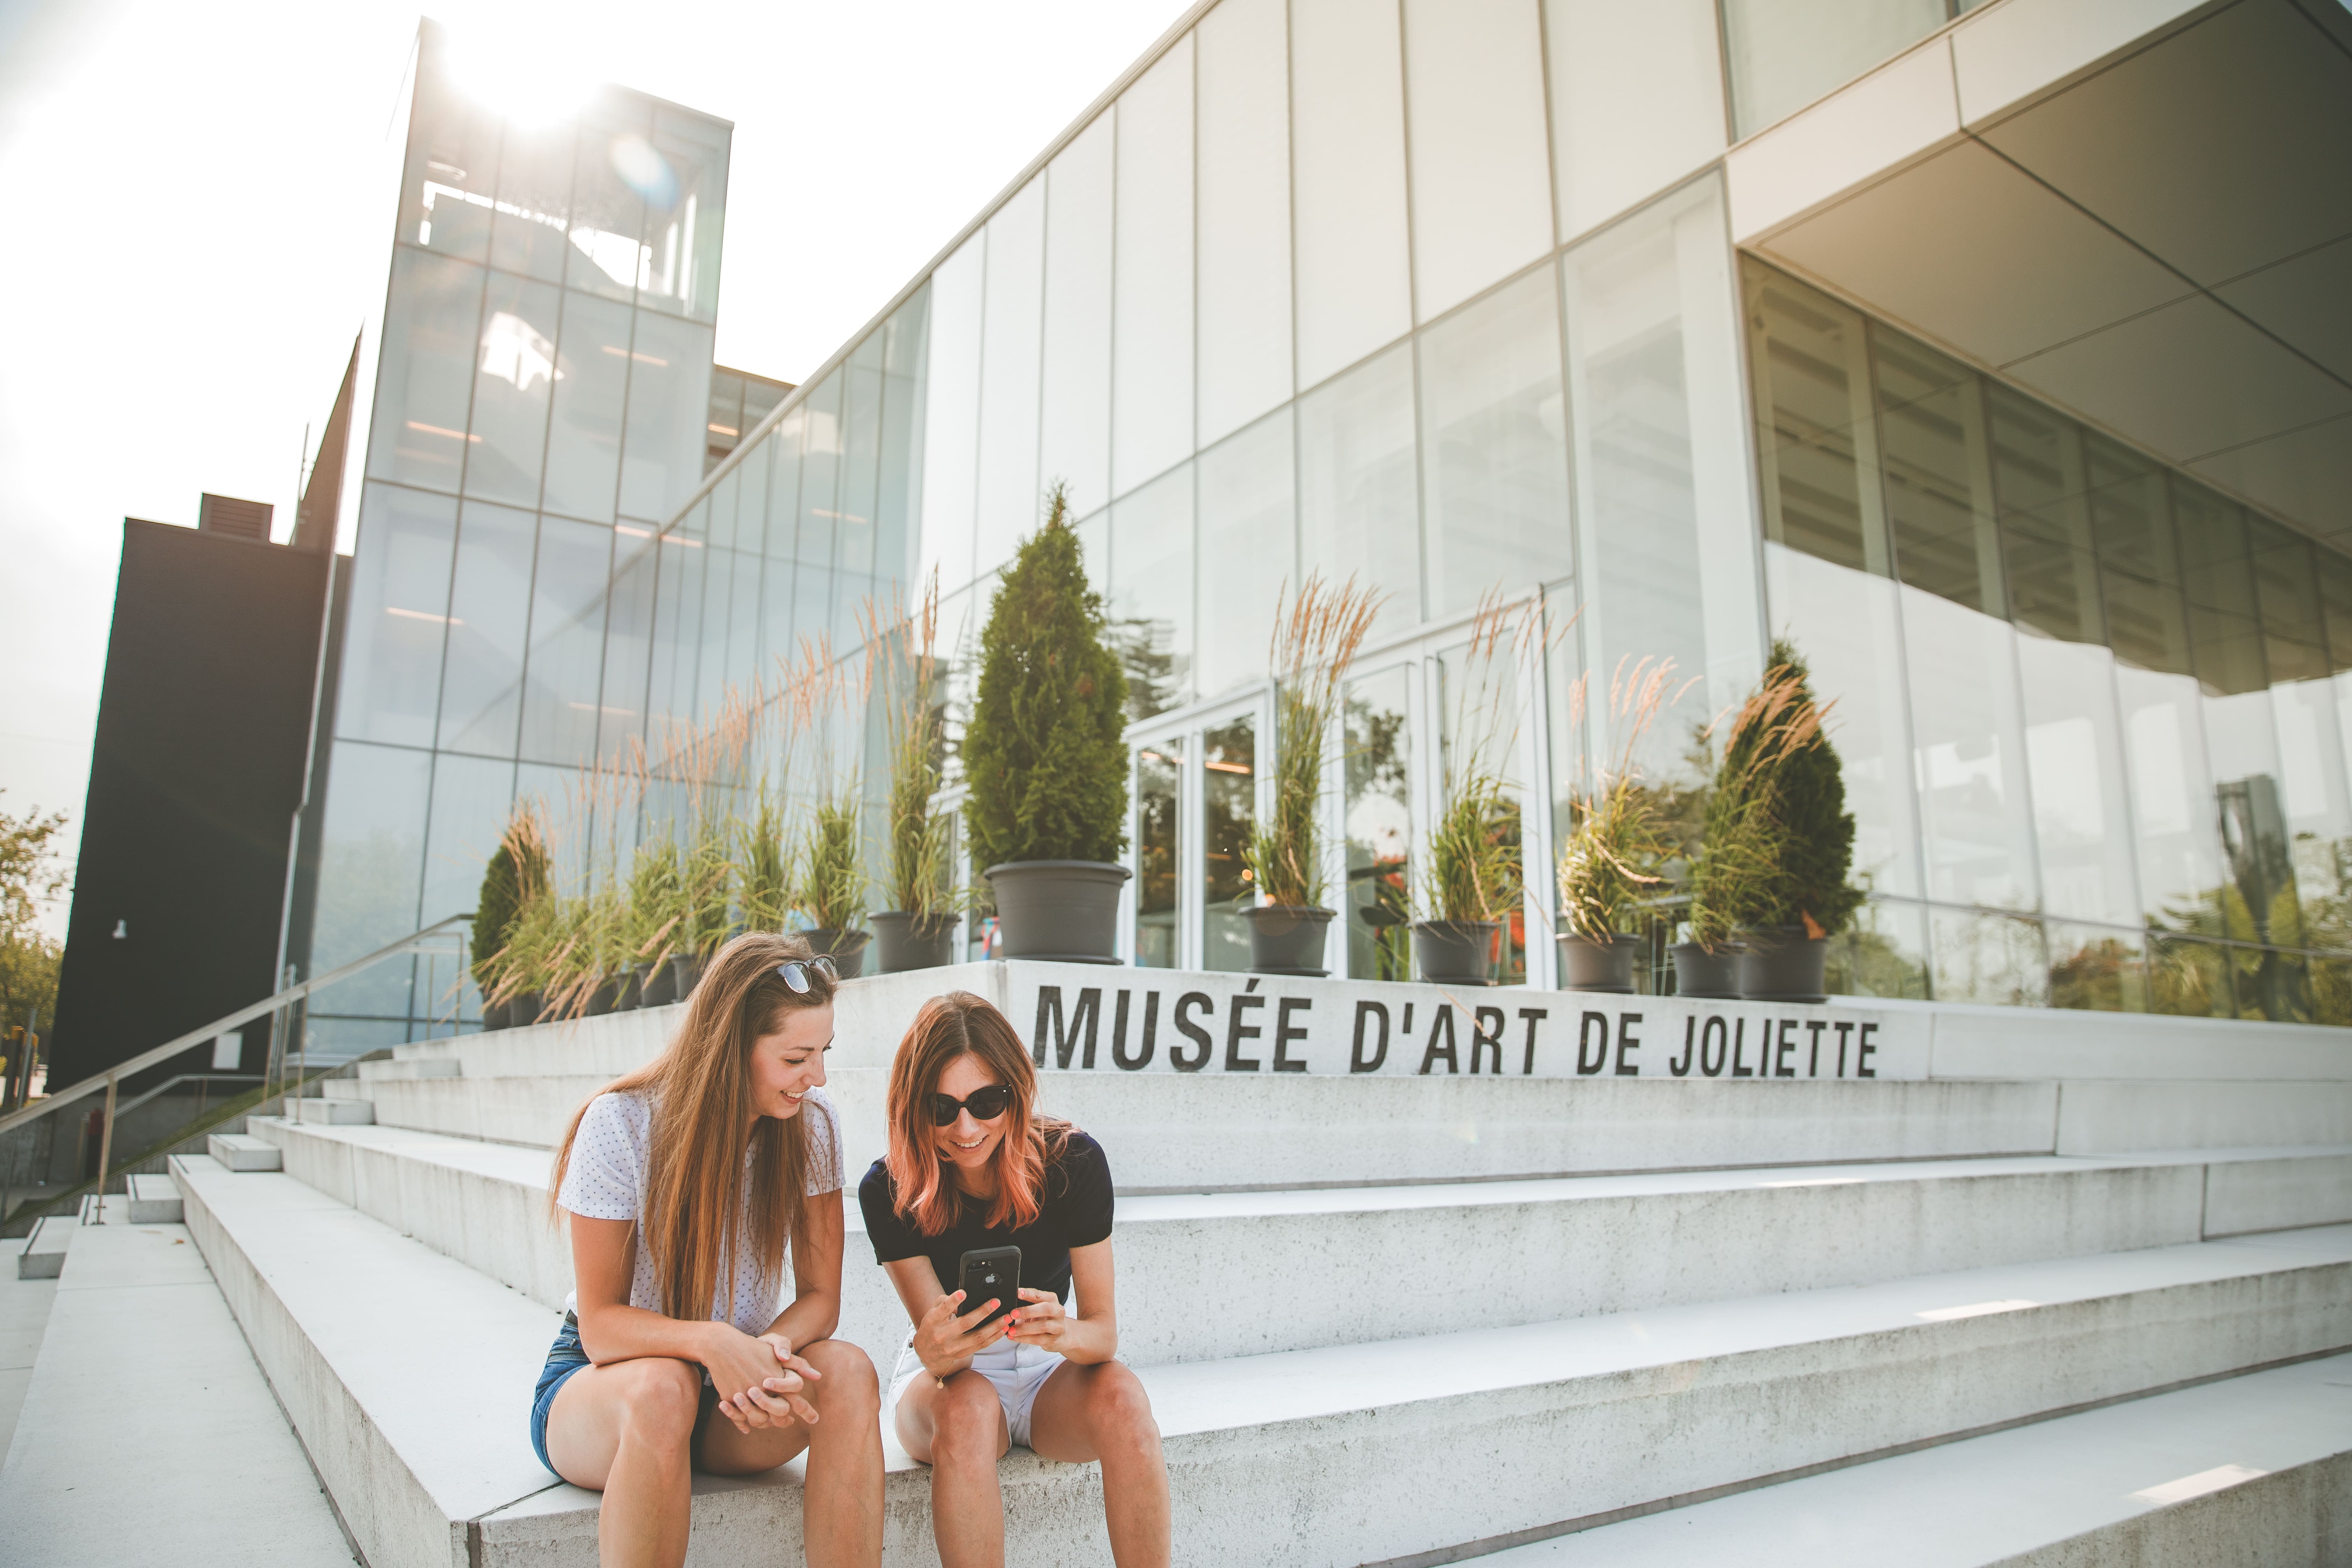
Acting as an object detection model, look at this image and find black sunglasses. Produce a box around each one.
[929,1083,1014,1126]
[775,955,839,994]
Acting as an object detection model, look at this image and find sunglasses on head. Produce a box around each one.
[929,1083,1015,1126]
[774,955,839,994]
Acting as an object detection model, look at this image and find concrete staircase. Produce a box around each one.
[152,961,2352,1566]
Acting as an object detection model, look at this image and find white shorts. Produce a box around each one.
[887,1334,1068,1450]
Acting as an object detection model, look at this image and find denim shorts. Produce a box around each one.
[530,1317,594,1474]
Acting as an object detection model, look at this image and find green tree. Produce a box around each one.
[963,484,1130,870]
[0,795,68,1041]
[1702,640,1863,937]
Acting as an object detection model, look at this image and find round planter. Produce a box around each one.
[512,991,546,1028]
[1557,932,1642,993]
[872,911,960,973]
[983,861,1132,965]
[584,975,623,1017]
[634,959,676,1010]
[1671,941,1743,999]
[1737,927,1829,1003]
[1413,919,1498,986]
[668,953,707,1004]
[1244,905,1335,976]
[614,967,643,1012]
[804,927,872,979]
[479,996,509,1032]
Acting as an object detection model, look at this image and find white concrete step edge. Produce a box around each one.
[295,1097,373,1126]
[16,1217,69,1280]
[243,1113,2352,1371]
[207,1132,281,1172]
[126,1174,183,1225]
[1462,1350,2352,1567]
[168,1152,2352,1568]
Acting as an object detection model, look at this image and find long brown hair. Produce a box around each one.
[884,991,1071,1237]
[550,930,836,1321]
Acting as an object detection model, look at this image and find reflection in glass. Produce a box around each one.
[875,287,931,587]
[2117,664,2224,928]
[1721,0,1950,138]
[1988,388,2101,645]
[978,180,1046,575]
[1546,0,1727,239]
[311,740,434,1008]
[516,517,615,765]
[918,240,984,595]
[1903,589,2037,911]
[1400,0,1551,322]
[1196,0,1293,446]
[341,484,458,748]
[1745,262,1885,575]
[1438,636,1525,985]
[1300,342,1421,630]
[1420,266,1570,621]
[421,752,518,1010]
[465,272,560,508]
[1112,38,1195,498]
[1136,742,1182,968]
[566,94,651,304]
[368,251,486,494]
[2217,774,2310,1022]
[639,107,728,322]
[1203,717,1257,972]
[1928,904,2049,1007]
[2148,933,2234,1017]
[1877,333,2000,614]
[2044,922,2146,1013]
[1108,465,1195,721]
[618,312,715,524]
[1824,897,1930,999]
[438,501,538,756]
[402,56,498,261]
[1041,119,1115,519]
[1346,666,1414,981]
[543,289,632,522]
[599,543,658,765]
[1196,410,1295,700]
[2018,635,2139,926]
[491,121,576,282]
[1289,0,1413,389]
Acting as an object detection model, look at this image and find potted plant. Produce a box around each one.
[964,483,1132,962]
[671,811,732,1001]
[491,874,559,1027]
[623,834,685,1008]
[1554,656,1688,994]
[1678,785,1777,998]
[470,803,550,1029]
[1707,641,1862,1003]
[868,580,965,972]
[1414,598,1527,986]
[1241,576,1380,975]
[794,789,871,976]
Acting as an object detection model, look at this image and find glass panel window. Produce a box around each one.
[838,338,885,580]
[1826,897,1931,999]
[2018,636,2140,926]
[1876,332,2001,615]
[977,178,1046,575]
[490,121,576,282]
[2086,438,2191,678]
[1420,266,1571,621]
[796,376,844,573]
[875,286,931,588]
[401,57,498,262]
[1136,741,1183,968]
[1196,0,1293,447]
[1290,0,1413,389]
[1927,905,2050,1007]
[1108,464,1196,721]
[517,516,614,765]
[1112,37,1195,498]
[437,500,538,756]
[617,311,715,524]
[543,289,632,523]
[1401,0,1552,321]
[310,740,433,1013]
[1204,716,1258,972]
[599,542,658,764]
[420,754,517,991]
[1300,341,1421,631]
[465,272,560,509]
[1987,387,2101,646]
[368,250,486,494]
[2175,483,2267,698]
[1196,411,1296,700]
[706,372,747,471]
[1903,589,2038,911]
[2045,923,2147,1013]
[2118,663,2226,930]
[1438,637,1526,985]
[919,239,985,594]
[340,484,458,748]
[2317,550,2352,676]
[1743,259,1886,577]
[2148,933,2234,1017]
[1546,0,1727,239]
[566,93,651,304]
[1040,120,1114,520]
[2249,516,2328,685]
[1345,665,1414,980]
[638,107,728,322]
[1721,0,1950,139]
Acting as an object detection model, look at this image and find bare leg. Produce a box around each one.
[895,1368,1012,1568]
[694,1339,883,1568]
[1026,1361,1169,1568]
[542,1357,703,1568]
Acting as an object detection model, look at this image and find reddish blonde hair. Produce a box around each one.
[550,931,835,1321]
[884,991,1070,1236]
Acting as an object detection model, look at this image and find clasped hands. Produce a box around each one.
[709,1327,824,1435]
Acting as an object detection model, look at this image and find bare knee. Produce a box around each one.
[614,1357,701,1451]
[930,1372,1003,1467]
[803,1339,879,1420]
[1086,1364,1160,1452]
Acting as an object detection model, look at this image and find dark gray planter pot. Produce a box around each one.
[1557,932,1641,993]
[1671,942,1743,999]
[873,912,960,973]
[479,997,509,1031]
[668,954,707,1003]
[804,927,871,979]
[1413,919,1497,986]
[584,975,624,1017]
[635,959,676,1009]
[984,861,1131,964]
[1738,927,1829,1003]
[512,992,545,1028]
[1244,905,1335,976]
[614,967,643,1011]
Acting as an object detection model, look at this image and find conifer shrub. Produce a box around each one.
[1698,639,1863,938]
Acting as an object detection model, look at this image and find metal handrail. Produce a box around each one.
[0,913,474,1146]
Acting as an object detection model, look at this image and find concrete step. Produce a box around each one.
[0,1242,60,1464]
[355,1056,460,1083]
[208,1132,282,1171]
[1465,1350,2352,1566]
[15,1217,69,1281]
[242,1113,2352,1372]
[126,1173,183,1224]
[0,1207,355,1565]
[169,1150,2352,1568]
[296,1096,373,1125]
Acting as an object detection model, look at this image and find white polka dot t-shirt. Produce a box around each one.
[556,1087,844,1336]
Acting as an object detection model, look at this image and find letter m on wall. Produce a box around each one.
[1034,986,1102,1069]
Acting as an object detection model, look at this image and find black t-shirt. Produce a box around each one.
[857,1131,1114,1308]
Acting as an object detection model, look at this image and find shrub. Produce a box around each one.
[1699,639,1862,938]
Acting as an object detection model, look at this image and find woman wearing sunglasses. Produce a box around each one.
[535,932,883,1568]
[859,991,1170,1568]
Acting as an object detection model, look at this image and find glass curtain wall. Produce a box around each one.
[1747,255,2352,1021]
[302,34,733,1054]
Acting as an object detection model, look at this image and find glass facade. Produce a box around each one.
[291,4,2351,1047]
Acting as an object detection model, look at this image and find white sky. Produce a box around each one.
[0,0,1192,936]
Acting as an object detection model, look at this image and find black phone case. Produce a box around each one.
[958,1245,1022,1326]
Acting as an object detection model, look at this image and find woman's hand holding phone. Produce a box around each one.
[707,1326,822,1434]
[913,1288,1008,1379]
[1002,1288,1073,1352]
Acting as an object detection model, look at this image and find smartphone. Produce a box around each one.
[957,1246,1022,1327]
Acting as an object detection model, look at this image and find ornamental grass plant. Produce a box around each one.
[1420,594,1534,926]
[1555,655,1694,941]
[1243,575,1382,910]
[866,577,962,920]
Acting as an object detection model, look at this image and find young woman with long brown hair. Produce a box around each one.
[859,990,1169,1568]
[535,931,883,1568]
